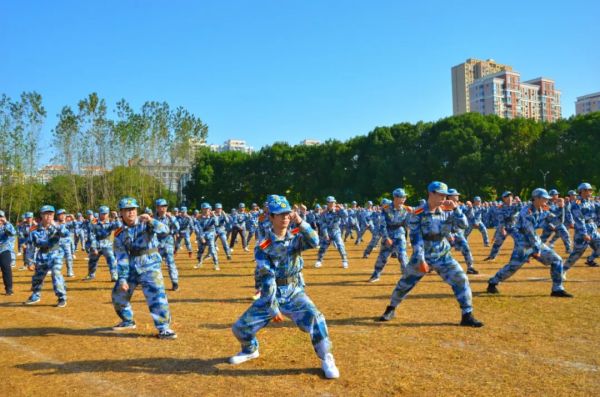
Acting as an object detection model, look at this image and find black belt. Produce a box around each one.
[129,247,159,257]
[39,246,61,254]
[423,234,443,242]
[276,275,298,286]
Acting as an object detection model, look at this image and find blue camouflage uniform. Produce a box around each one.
[445,189,476,273]
[363,203,384,258]
[213,204,232,258]
[486,192,520,260]
[316,197,349,267]
[154,199,180,288]
[232,196,333,361]
[383,182,477,319]
[175,207,194,254]
[27,206,69,304]
[540,190,572,254]
[0,217,16,293]
[87,206,121,280]
[19,214,35,267]
[355,203,373,244]
[194,203,219,268]
[56,209,75,277]
[564,183,600,271]
[74,214,86,251]
[112,197,173,333]
[369,189,411,280]
[230,204,248,250]
[488,189,567,294]
[245,206,260,246]
[465,198,490,246]
[343,203,361,242]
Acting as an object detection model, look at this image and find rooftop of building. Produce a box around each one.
[576,92,600,101]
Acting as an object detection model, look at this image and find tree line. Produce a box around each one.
[184,112,600,209]
[0,91,207,221]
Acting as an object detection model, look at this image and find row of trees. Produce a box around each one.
[184,112,600,209]
[0,91,207,220]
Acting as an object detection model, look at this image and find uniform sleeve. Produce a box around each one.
[254,248,279,317]
[113,234,130,282]
[5,223,16,236]
[522,213,541,252]
[380,211,390,240]
[571,203,587,236]
[450,207,468,230]
[292,221,319,252]
[89,225,98,250]
[149,219,169,238]
[408,213,425,264]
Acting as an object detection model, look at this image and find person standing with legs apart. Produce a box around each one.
[487,188,573,297]
[25,205,69,307]
[230,195,339,379]
[154,199,180,291]
[111,197,176,339]
[378,182,483,327]
[315,196,349,269]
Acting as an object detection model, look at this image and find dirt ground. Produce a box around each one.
[1,230,599,397]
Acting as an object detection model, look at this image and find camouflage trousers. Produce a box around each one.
[175,232,193,253]
[363,231,381,257]
[465,221,489,245]
[541,224,572,253]
[88,245,116,279]
[232,283,331,359]
[489,238,564,292]
[159,237,178,284]
[59,237,74,276]
[371,236,408,278]
[197,232,218,264]
[215,230,232,256]
[112,265,172,331]
[317,232,348,262]
[388,251,473,314]
[564,230,600,271]
[488,228,514,259]
[451,233,474,269]
[29,253,66,301]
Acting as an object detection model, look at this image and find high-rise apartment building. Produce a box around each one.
[451,58,513,115]
[468,70,561,122]
[575,92,600,115]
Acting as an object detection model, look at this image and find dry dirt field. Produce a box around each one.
[1,231,599,396]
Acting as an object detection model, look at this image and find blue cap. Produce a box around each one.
[238,203,245,208]
[56,209,66,215]
[180,206,188,212]
[381,198,392,206]
[326,196,336,203]
[367,200,373,205]
[548,189,559,196]
[99,206,110,214]
[532,188,551,199]
[86,209,93,216]
[418,199,426,205]
[427,181,449,195]
[0,210,5,217]
[268,195,292,214]
[173,207,179,212]
[473,196,482,202]
[567,190,576,196]
[193,209,199,214]
[215,203,222,209]
[144,207,153,214]
[76,212,82,217]
[501,191,513,198]
[118,197,139,209]
[447,188,460,196]
[351,200,357,205]
[155,198,168,207]
[578,182,592,192]
[40,205,55,213]
[21,213,26,219]
[392,188,407,198]
[201,202,211,209]
[314,203,321,209]
[25,212,33,218]
[252,203,258,207]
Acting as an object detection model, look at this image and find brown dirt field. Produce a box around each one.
[1,231,599,397]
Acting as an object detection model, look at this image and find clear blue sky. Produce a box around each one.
[2,0,599,165]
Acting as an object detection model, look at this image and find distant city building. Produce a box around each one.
[469,70,561,122]
[300,139,321,146]
[80,166,108,176]
[452,58,513,115]
[36,164,68,184]
[132,158,190,193]
[219,139,254,154]
[576,92,600,115]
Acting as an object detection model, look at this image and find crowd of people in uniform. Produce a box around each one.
[0,181,598,379]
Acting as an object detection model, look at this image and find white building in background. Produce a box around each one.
[576,92,600,115]
[36,165,68,184]
[300,139,321,146]
[218,139,253,153]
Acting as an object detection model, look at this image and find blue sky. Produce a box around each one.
[2,0,598,164]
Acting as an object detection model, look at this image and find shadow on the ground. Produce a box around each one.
[0,327,150,339]
[15,357,324,377]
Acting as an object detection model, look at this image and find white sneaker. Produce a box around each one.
[194,262,203,269]
[321,353,340,379]
[562,272,567,281]
[314,261,322,268]
[229,350,259,365]
[342,261,349,269]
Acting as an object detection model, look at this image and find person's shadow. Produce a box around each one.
[16,357,324,377]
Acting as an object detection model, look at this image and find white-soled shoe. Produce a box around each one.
[321,353,340,379]
[342,261,348,269]
[314,261,322,268]
[229,350,259,365]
